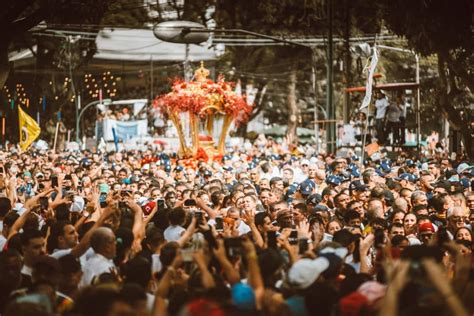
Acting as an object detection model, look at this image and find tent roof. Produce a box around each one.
[9,28,216,63]
[94,28,216,62]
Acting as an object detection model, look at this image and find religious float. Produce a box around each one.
[153,63,252,158]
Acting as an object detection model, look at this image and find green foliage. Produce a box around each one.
[381,0,472,56]
[102,0,149,27]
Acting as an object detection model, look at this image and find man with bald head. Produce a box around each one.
[392,198,409,213]
[81,227,117,286]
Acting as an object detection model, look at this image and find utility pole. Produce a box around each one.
[343,0,352,124]
[326,0,335,153]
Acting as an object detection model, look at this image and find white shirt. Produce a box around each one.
[164,225,185,242]
[386,102,402,122]
[237,221,251,235]
[81,253,116,286]
[51,247,94,267]
[152,254,162,274]
[0,234,6,251]
[375,98,389,119]
[21,265,32,277]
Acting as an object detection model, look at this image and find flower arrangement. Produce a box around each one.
[153,76,252,125]
[153,63,253,157]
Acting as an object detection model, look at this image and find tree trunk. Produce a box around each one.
[437,52,474,159]
[286,67,298,145]
[0,43,10,89]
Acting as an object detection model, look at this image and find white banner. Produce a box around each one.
[360,46,379,110]
[102,118,148,141]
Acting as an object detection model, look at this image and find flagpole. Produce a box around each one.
[1,116,5,148]
[53,122,59,152]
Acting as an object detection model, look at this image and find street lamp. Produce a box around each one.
[153,21,210,82]
[152,21,329,152]
[76,99,111,142]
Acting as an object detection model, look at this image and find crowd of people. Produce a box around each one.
[0,141,472,316]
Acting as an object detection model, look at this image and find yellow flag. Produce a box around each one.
[18,106,41,151]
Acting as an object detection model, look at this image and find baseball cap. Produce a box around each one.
[174,166,184,172]
[457,163,473,175]
[306,193,322,205]
[287,257,330,289]
[435,179,451,191]
[299,179,316,196]
[350,180,369,192]
[418,222,435,234]
[313,204,329,213]
[326,175,342,186]
[395,173,418,183]
[231,283,256,311]
[300,159,310,166]
[348,164,361,178]
[285,183,298,199]
[223,166,234,172]
[406,159,416,168]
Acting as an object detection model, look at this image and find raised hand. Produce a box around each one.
[296,219,310,239]
[242,209,256,227]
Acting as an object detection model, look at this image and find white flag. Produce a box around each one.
[359,46,379,110]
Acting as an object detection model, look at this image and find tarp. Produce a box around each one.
[9,28,216,63]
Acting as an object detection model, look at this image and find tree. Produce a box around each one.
[0,1,155,142]
[214,0,327,144]
[0,0,116,142]
[381,0,473,158]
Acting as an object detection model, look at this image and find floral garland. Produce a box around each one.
[153,76,253,126]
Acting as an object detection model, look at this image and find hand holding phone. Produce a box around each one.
[39,196,49,210]
[267,231,278,248]
[224,237,242,258]
[289,229,298,245]
[194,211,205,226]
[215,216,224,232]
[51,175,59,188]
[157,198,165,210]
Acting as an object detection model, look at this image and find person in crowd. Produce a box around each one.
[386,96,403,146]
[0,144,471,316]
[374,90,389,144]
